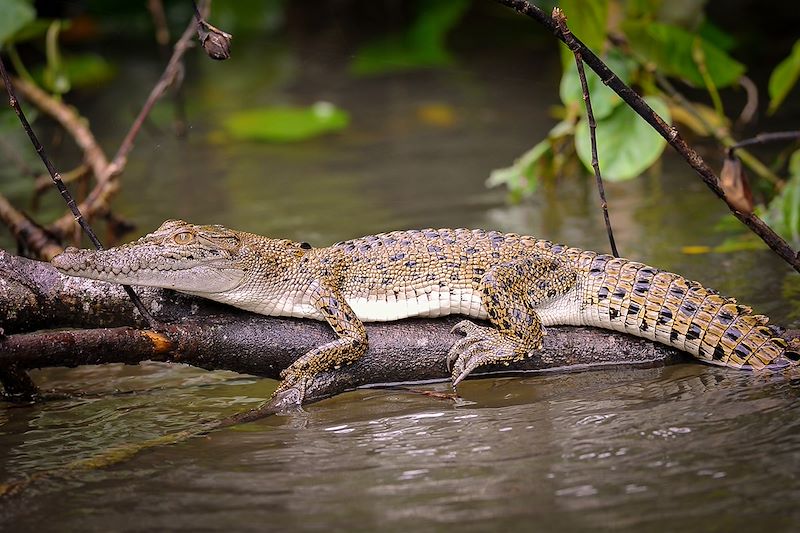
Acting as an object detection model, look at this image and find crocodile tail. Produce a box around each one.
[569,252,799,370]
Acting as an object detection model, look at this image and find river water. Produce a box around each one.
[1,11,799,532]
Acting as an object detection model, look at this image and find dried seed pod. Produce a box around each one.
[197,22,232,61]
[720,152,754,214]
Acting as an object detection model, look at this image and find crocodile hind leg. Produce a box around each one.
[448,256,576,387]
[273,281,367,406]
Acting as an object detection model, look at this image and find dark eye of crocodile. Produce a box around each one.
[300,242,312,250]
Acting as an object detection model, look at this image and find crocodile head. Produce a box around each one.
[51,219,304,296]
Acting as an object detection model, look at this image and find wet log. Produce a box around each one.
[1,249,689,403]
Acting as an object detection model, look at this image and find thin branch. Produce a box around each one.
[494,0,800,274]
[48,1,211,238]
[736,75,758,127]
[146,0,171,48]
[731,131,800,151]
[654,71,784,187]
[553,8,618,257]
[0,57,157,326]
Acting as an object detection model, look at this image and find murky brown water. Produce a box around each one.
[2,17,800,532]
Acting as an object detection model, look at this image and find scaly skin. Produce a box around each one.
[52,220,799,403]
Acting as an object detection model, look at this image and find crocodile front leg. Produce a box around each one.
[273,280,367,405]
[448,256,576,386]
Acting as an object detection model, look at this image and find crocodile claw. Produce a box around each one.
[271,370,312,408]
[447,320,527,389]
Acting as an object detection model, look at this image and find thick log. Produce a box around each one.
[0,249,693,403]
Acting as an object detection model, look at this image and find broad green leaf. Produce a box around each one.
[697,20,736,51]
[351,0,469,76]
[768,40,800,115]
[558,0,608,67]
[762,149,800,244]
[559,49,633,119]
[224,102,349,142]
[574,95,671,181]
[0,0,35,45]
[486,138,550,197]
[624,21,744,87]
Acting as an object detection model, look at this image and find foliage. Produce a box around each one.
[622,21,744,88]
[0,0,34,45]
[574,95,670,181]
[488,0,800,250]
[223,102,350,143]
[762,150,800,246]
[768,39,800,115]
[491,0,752,197]
[351,0,470,76]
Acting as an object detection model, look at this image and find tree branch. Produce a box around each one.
[0,250,692,404]
[494,0,800,273]
[48,1,211,239]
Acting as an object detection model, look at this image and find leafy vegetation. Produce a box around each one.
[224,103,349,143]
[350,0,470,76]
[1,0,799,247]
[487,0,800,248]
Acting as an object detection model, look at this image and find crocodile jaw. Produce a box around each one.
[51,246,246,294]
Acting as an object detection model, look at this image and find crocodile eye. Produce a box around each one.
[173,232,195,245]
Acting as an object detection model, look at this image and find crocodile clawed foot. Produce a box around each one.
[269,369,312,410]
[447,320,526,389]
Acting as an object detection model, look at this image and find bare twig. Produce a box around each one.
[494,0,800,273]
[49,1,211,238]
[146,0,171,48]
[654,72,784,187]
[33,163,89,197]
[731,131,800,151]
[736,75,758,127]
[553,8,619,257]
[0,57,157,326]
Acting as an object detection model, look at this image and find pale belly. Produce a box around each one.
[348,288,488,322]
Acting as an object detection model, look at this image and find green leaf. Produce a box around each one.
[224,102,350,143]
[768,40,800,115]
[762,149,800,244]
[558,0,608,67]
[351,0,469,76]
[697,20,736,51]
[574,95,671,181]
[486,138,550,197]
[559,49,633,119]
[0,0,35,45]
[624,21,745,88]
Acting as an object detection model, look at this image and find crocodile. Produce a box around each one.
[51,219,798,403]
